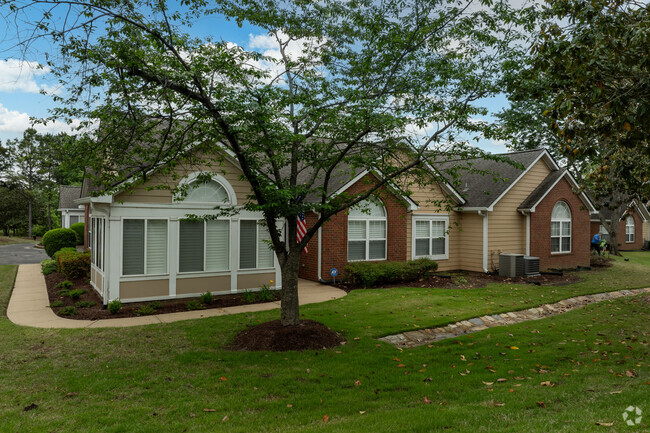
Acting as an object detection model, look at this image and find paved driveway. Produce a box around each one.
[0,243,48,265]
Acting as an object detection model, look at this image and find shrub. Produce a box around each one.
[150,301,162,310]
[186,300,205,311]
[41,259,58,275]
[59,306,77,316]
[107,299,122,314]
[75,301,96,308]
[343,258,438,287]
[68,289,86,300]
[134,304,157,316]
[56,250,91,280]
[200,291,214,305]
[42,228,77,258]
[257,285,276,302]
[32,224,48,237]
[58,289,71,297]
[70,222,85,245]
[55,280,73,289]
[50,300,64,308]
[241,290,257,304]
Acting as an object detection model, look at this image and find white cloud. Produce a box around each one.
[0,59,57,94]
[0,102,84,135]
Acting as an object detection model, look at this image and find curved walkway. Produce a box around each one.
[380,287,650,348]
[7,264,347,329]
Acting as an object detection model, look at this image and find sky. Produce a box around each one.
[0,1,513,153]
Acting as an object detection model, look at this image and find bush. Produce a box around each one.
[55,280,73,289]
[41,259,57,275]
[75,301,96,308]
[241,290,257,304]
[50,300,64,308]
[107,299,122,314]
[257,286,276,302]
[32,224,48,237]
[134,304,157,316]
[200,291,214,305]
[42,228,77,258]
[70,222,85,245]
[68,289,86,300]
[55,250,91,280]
[343,258,438,288]
[59,306,77,316]
[186,300,205,311]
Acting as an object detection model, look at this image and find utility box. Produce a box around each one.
[522,256,540,276]
[499,253,524,277]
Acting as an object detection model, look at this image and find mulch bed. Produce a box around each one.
[227,319,344,351]
[44,271,280,320]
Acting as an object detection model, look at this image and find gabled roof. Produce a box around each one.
[518,169,597,213]
[58,185,82,210]
[434,149,556,210]
[592,199,650,223]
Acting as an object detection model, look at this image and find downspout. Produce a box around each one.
[317,222,323,282]
[519,210,531,256]
[478,210,488,273]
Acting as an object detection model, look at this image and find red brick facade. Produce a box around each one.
[529,177,590,270]
[299,173,408,281]
[590,209,645,251]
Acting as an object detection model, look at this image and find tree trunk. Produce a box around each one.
[280,251,302,326]
[46,202,52,231]
[28,197,33,238]
[609,230,620,255]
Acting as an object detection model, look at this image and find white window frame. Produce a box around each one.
[411,214,449,260]
[347,199,387,262]
[91,217,105,271]
[239,219,275,270]
[625,215,635,243]
[551,201,571,254]
[178,219,231,274]
[173,172,237,207]
[121,218,170,277]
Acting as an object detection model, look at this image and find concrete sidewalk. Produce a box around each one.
[7,264,347,329]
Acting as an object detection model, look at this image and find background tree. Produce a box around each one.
[3,0,532,326]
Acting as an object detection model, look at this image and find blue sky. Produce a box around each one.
[0,2,511,152]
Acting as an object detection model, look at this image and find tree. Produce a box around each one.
[3,0,531,325]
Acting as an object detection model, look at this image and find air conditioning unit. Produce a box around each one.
[499,253,524,277]
[522,256,540,276]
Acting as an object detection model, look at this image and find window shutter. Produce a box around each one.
[123,219,145,275]
[146,220,168,274]
[257,224,274,268]
[239,220,257,269]
[179,221,204,272]
[206,220,229,271]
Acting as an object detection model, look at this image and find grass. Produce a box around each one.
[0,253,648,432]
[0,236,38,245]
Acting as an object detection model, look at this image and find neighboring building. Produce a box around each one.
[589,200,650,251]
[78,147,597,305]
[58,185,84,228]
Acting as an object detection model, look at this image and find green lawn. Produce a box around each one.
[0,236,38,245]
[0,253,648,432]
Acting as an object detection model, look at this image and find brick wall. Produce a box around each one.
[617,210,645,251]
[529,177,590,270]
[299,173,408,281]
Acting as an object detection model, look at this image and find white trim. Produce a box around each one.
[527,171,597,213]
[625,215,635,243]
[411,214,450,261]
[329,169,419,211]
[421,161,466,205]
[330,170,369,198]
[551,201,572,254]
[174,172,238,206]
[347,199,387,262]
[481,211,488,272]
[525,212,530,256]
[317,218,322,280]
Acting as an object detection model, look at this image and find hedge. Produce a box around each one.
[55,249,91,280]
[42,228,78,258]
[70,222,85,245]
[343,258,438,288]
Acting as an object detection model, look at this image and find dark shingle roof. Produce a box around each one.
[58,185,82,209]
[518,169,566,211]
[434,149,546,208]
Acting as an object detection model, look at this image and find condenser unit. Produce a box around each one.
[499,253,524,278]
[522,256,540,276]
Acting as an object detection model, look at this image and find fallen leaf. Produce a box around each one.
[625,370,638,378]
[595,422,614,426]
[323,415,329,423]
[220,377,227,381]
[397,364,406,368]
[287,404,293,408]
[460,355,466,361]
[190,413,195,418]
[482,381,494,386]
[359,411,366,414]
[222,416,229,422]
[609,391,622,394]
[493,402,505,407]
[354,380,361,387]
[423,396,432,404]
[497,378,508,383]
[540,381,551,386]
[537,401,546,408]
[203,409,216,412]
[509,346,519,350]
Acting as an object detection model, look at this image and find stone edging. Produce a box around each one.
[379,288,650,348]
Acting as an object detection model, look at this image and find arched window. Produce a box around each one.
[348,198,387,261]
[551,201,571,253]
[625,215,635,243]
[174,173,236,205]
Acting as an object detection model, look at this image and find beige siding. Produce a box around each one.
[237,272,276,291]
[487,159,552,267]
[120,279,169,299]
[457,212,485,272]
[115,157,252,205]
[176,276,231,295]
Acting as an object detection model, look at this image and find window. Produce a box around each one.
[625,215,635,243]
[91,217,105,271]
[179,220,230,273]
[413,216,448,260]
[122,219,168,275]
[70,215,80,225]
[551,201,571,253]
[175,174,233,205]
[599,224,610,242]
[239,220,274,269]
[348,198,387,261]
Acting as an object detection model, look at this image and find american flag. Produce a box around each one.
[297,212,308,253]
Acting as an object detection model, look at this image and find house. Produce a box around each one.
[590,200,650,251]
[298,148,597,281]
[77,147,596,306]
[58,185,85,228]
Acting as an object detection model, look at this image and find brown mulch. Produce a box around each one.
[44,271,280,320]
[227,319,344,352]
[335,270,585,292]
